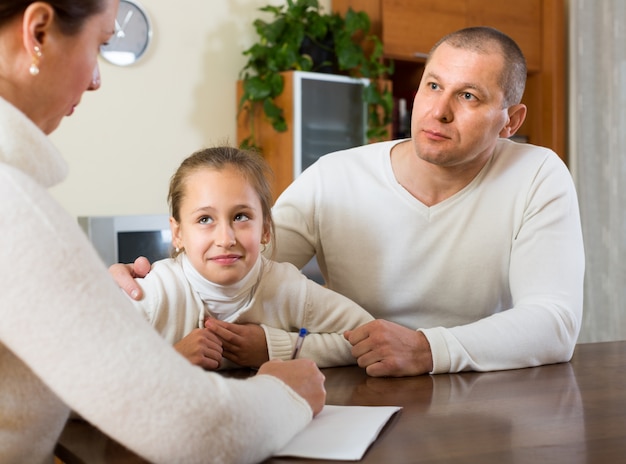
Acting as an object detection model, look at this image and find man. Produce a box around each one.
[113,27,584,377]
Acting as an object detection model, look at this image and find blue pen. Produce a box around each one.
[291,328,308,359]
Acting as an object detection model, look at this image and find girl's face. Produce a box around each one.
[171,166,270,286]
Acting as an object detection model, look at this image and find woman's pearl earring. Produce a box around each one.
[29,46,42,76]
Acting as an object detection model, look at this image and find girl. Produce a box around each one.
[128,146,374,369]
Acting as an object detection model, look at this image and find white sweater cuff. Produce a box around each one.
[419,327,451,374]
[262,324,294,360]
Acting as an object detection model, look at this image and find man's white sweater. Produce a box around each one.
[272,139,585,374]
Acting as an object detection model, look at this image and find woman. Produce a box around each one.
[0,2,325,463]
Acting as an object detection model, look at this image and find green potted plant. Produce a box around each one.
[238,0,394,151]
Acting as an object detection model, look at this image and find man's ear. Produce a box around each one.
[22,2,55,51]
[499,104,527,138]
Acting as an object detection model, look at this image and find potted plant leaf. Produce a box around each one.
[238,0,394,151]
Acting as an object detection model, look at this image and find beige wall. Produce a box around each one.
[50,0,331,218]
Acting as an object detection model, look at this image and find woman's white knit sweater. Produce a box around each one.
[0,97,312,464]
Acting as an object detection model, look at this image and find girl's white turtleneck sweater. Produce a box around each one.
[130,253,374,368]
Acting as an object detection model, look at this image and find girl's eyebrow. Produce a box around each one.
[191,204,257,215]
[190,206,215,215]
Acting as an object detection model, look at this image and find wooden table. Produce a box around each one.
[56,341,626,463]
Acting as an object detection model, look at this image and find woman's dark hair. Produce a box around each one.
[0,0,105,35]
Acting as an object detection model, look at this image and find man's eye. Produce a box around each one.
[429,82,439,90]
[462,92,476,101]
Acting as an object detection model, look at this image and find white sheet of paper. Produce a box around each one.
[274,405,402,461]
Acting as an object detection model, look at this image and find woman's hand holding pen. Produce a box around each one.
[258,359,326,416]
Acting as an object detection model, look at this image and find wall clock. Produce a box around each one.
[100,0,152,66]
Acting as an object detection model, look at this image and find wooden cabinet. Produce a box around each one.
[380,0,542,71]
[332,0,567,162]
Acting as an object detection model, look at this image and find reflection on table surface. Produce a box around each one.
[57,341,626,464]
